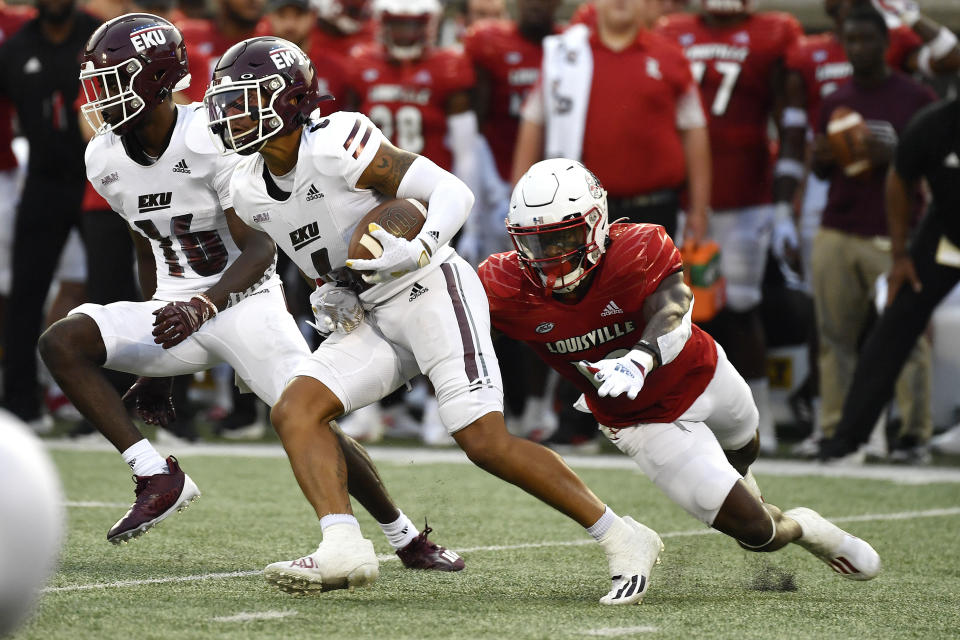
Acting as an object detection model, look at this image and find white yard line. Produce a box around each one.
[212,610,297,623]
[45,439,960,484]
[583,627,659,637]
[42,506,960,594]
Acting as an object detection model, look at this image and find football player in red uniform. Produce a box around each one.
[480,159,882,581]
[350,0,477,181]
[657,0,802,455]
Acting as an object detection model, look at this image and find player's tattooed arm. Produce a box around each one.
[201,207,277,310]
[130,226,157,300]
[635,271,693,369]
[355,139,418,197]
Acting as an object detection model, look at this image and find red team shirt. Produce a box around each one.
[305,23,374,111]
[0,3,34,172]
[479,224,718,427]
[580,29,695,197]
[463,19,548,182]
[349,45,475,171]
[786,26,923,125]
[657,12,802,209]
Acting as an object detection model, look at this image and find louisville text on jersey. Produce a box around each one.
[543,321,637,355]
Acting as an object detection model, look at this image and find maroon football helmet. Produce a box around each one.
[204,37,326,155]
[79,13,190,136]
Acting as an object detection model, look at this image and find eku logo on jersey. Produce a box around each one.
[269,47,306,71]
[129,25,168,52]
[138,192,172,213]
[289,221,321,251]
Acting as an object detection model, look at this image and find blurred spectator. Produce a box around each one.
[779,0,960,291]
[466,0,506,24]
[265,0,367,112]
[571,0,688,28]
[0,0,100,429]
[809,4,935,460]
[819,97,960,463]
[459,0,559,265]
[0,0,33,363]
[513,0,710,243]
[657,2,803,454]
[177,0,267,74]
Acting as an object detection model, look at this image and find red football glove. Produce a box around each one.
[151,296,217,349]
[122,376,176,428]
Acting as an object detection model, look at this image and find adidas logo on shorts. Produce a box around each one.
[172,159,191,174]
[600,301,623,317]
[409,283,428,301]
[307,184,324,201]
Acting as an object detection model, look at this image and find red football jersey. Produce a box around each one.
[786,27,923,126]
[479,223,718,427]
[0,4,33,171]
[658,12,802,210]
[307,26,374,113]
[349,45,475,171]
[463,19,548,182]
[176,17,269,81]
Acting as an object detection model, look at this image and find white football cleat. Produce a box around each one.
[785,507,881,580]
[599,516,663,605]
[263,530,379,594]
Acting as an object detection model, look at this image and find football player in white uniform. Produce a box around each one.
[206,36,662,603]
[38,14,464,573]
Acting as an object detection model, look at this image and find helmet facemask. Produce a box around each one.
[379,12,433,60]
[507,207,605,292]
[205,75,287,155]
[80,58,148,136]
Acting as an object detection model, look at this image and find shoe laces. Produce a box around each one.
[406,520,439,552]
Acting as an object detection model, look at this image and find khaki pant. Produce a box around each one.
[812,228,932,441]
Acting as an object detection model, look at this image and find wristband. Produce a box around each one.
[195,292,219,318]
[634,340,662,367]
[775,158,806,180]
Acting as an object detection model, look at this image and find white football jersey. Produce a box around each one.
[85,103,280,303]
[230,111,453,306]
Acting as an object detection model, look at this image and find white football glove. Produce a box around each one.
[307,283,364,336]
[345,223,431,285]
[771,201,799,260]
[577,350,654,401]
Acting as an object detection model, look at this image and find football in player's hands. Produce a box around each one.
[346,198,427,275]
[827,107,871,177]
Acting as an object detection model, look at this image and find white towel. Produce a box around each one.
[542,24,593,162]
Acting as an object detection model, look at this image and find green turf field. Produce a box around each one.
[12,445,960,640]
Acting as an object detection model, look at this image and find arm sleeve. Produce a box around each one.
[396,155,474,254]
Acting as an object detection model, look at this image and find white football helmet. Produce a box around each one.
[507,159,609,292]
[373,0,441,61]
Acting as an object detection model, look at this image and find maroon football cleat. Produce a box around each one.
[107,456,201,544]
[396,522,465,571]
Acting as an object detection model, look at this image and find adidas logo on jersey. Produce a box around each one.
[172,159,191,174]
[306,184,324,201]
[409,283,428,301]
[601,301,623,317]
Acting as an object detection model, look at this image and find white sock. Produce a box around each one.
[747,378,776,449]
[586,505,618,541]
[379,510,419,550]
[319,514,361,539]
[121,439,168,477]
